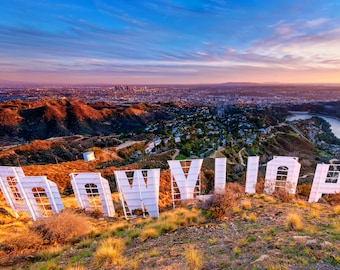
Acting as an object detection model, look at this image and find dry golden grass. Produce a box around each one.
[35,245,66,260]
[158,208,203,226]
[241,199,252,210]
[107,221,129,234]
[150,249,159,257]
[32,208,92,244]
[295,200,308,208]
[65,264,86,270]
[1,228,43,252]
[208,237,218,245]
[260,194,277,203]
[286,213,303,231]
[233,246,241,256]
[140,208,204,242]
[93,237,126,268]
[61,196,79,208]
[2,190,340,269]
[309,210,320,219]
[249,212,257,222]
[334,205,340,215]
[184,246,203,270]
[273,188,294,202]
[231,205,241,214]
[129,259,140,269]
[140,227,161,242]
[310,203,323,211]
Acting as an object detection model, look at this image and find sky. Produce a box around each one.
[1,0,340,84]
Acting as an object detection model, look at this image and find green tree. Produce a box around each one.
[181,143,191,157]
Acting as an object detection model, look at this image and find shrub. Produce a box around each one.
[39,261,62,270]
[241,212,247,220]
[269,227,277,236]
[35,245,65,261]
[150,249,159,257]
[231,206,241,214]
[273,188,294,202]
[249,213,257,222]
[70,250,92,264]
[296,184,312,198]
[208,237,218,245]
[241,199,252,210]
[226,182,245,194]
[108,221,129,236]
[93,238,125,268]
[261,194,276,203]
[127,228,140,239]
[140,208,204,241]
[323,193,340,205]
[139,228,160,242]
[334,205,340,215]
[233,246,241,256]
[31,209,91,244]
[247,235,257,243]
[286,213,303,231]
[1,228,43,253]
[206,188,238,219]
[129,259,139,269]
[153,220,177,233]
[309,210,320,219]
[255,177,265,193]
[295,200,308,208]
[201,169,214,194]
[184,246,203,270]
[168,208,202,225]
[77,238,93,249]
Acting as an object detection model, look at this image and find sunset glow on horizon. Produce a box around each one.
[1,1,340,84]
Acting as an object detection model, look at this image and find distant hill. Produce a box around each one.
[0,99,170,142]
[0,79,40,87]
[218,82,261,86]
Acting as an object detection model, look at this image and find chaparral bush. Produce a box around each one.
[206,187,239,219]
[31,209,92,244]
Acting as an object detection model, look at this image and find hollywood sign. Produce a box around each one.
[0,156,339,221]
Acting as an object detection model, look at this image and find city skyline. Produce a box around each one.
[1,0,340,84]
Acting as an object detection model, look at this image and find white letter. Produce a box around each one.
[70,172,115,217]
[245,156,259,194]
[115,169,160,219]
[264,156,301,194]
[309,164,340,202]
[168,159,203,206]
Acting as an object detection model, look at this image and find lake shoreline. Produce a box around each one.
[287,111,340,139]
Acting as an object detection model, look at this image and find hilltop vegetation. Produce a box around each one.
[0,186,339,269]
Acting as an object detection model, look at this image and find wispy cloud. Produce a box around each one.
[1,1,340,83]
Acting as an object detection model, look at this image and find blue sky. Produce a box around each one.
[1,0,340,84]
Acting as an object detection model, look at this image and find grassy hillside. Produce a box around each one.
[0,186,339,269]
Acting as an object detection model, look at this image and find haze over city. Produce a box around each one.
[1,0,340,84]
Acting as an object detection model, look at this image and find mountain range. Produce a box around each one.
[0,99,170,142]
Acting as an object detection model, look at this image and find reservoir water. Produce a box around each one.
[286,113,340,139]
